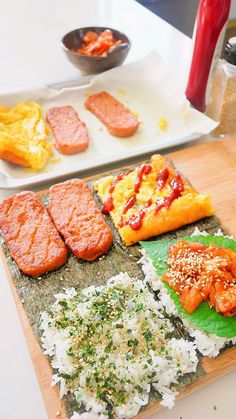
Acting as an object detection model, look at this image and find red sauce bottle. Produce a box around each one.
[186,0,231,112]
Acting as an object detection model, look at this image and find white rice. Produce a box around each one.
[40,273,199,418]
[191,226,234,239]
[40,228,235,418]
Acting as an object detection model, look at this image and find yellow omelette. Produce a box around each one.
[0,102,51,170]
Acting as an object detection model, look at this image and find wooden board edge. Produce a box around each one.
[66,139,228,183]
[36,138,231,196]
[1,136,236,418]
[0,246,68,419]
[137,347,236,418]
[3,232,236,419]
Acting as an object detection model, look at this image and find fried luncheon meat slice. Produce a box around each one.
[48,179,113,261]
[85,91,139,137]
[0,191,68,277]
[46,105,89,154]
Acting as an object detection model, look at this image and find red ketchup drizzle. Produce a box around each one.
[123,194,136,214]
[156,167,169,190]
[102,169,133,214]
[122,163,152,214]
[119,200,152,230]
[134,163,152,193]
[155,174,184,214]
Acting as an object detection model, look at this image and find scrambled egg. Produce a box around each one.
[0,102,51,170]
[94,155,214,246]
[116,87,126,94]
[158,117,168,131]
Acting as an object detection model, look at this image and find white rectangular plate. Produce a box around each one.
[0,51,217,189]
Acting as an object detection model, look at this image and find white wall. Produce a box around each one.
[230,0,236,18]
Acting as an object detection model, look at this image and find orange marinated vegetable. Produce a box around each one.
[162,240,236,317]
[77,29,122,57]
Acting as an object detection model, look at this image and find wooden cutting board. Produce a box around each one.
[2,137,236,419]
[167,138,236,237]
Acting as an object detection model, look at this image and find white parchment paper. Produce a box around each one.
[0,51,218,188]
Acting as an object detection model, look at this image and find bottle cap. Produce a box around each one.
[224,37,236,65]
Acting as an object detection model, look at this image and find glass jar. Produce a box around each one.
[207,37,236,135]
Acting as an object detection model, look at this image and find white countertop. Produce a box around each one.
[0,0,191,92]
[0,1,235,419]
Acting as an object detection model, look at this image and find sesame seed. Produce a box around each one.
[163,241,236,314]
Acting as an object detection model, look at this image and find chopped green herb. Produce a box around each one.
[41,275,198,417]
[144,331,153,342]
[135,302,144,312]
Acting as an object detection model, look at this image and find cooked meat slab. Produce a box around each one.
[85,91,139,137]
[0,192,68,277]
[46,105,89,154]
[48,179,113,261]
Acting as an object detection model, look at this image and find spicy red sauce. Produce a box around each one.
[102,196,114,214]
[102,169,132,214]
[122,163,152,214]
[104,164,184,232]
[103,164,152,215]
[119,199,152,230]
[170,174,184,194]
[123,194,136,214]
[156,167,169,190]
[134,163,152,192]
[155,174,184,214]
[163,240,236,316]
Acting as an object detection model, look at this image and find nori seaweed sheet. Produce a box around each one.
[0,163,231,418]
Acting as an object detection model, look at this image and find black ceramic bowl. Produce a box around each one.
[61,26,131,74]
